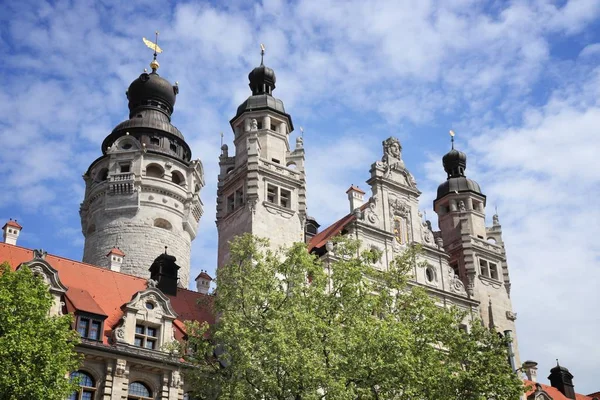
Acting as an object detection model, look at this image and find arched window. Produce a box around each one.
[68,371,96,400]
[154,218,172,231]
[171,171,185,186]
[146,164,164,178]
[95,168,108,182]
[128,381,152,399]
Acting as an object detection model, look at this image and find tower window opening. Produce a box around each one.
[256,120,263,130]
[479,258,499,280]
[170,143,177,153]
[235,188,244,208]
[270,123,277,131]
[96,168,109,182]
[489,262,499,280]
[267,184,277,204]
[450,262,459,278]
[227,194,235,213]
[120,164,131,173]
[150,137,160,146]
[272,158,280,164]
[154,218,172,231]
[425,267,435,283]
[479,259,489,277]
[172,171,185,186]
[146,164,164,178]
[280,189,291,209]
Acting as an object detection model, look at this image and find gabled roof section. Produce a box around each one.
[524,380,594,400]
[308,202,370,252]
[0,243,213,345]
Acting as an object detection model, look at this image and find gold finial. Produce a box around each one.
[143,31,163,72]
[449,130,455,149]
[260,43,265,65]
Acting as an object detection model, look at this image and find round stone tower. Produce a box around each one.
[80,57,204,287]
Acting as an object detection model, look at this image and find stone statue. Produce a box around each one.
[250,119,258,131]
[147,278,158,288]
[296,136,303,149]
[493,214,500,225]
[458,200,466,212]
[382,137,405,171]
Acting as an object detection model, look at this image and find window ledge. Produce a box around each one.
[478,274,503,289]
[263,201,295,219]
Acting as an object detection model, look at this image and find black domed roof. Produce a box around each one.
[249,64,276,94]
[434,144,485,204]
[127,71,178,118]
[436,177,482,199]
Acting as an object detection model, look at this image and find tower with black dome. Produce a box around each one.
[433,135,519,367]
[216,48,306,267]
[80,51,204,287]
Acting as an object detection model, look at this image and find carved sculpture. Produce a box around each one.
[250,118,258,131]
[493,213,500,225]
[447,266,466,294]
[171,370,183,388]
[147,278,158,288]
[115,359,128,377]
[33,249,47,260]
[506,310,517,321]
[458,200,466,212]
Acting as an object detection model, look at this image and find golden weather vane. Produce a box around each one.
[142,31,163,71]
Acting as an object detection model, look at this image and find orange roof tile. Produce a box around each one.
[0,243,212,345]
[195,271,212,281]
[2,220,22,230]
[308,202,370,252]
[106,247,125,257]
[524,380,594,400]
[346,185,365,195]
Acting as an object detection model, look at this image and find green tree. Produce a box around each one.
[0,262,82,400]
[185,235,524,399]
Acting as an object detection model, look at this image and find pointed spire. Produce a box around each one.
[449,130,455,150]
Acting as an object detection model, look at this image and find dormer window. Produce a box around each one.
[76,315,103,341]
[135,324,158,350]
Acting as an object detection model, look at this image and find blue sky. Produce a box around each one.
[1,0,600,393]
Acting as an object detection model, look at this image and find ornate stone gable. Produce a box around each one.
[373,137,418,190]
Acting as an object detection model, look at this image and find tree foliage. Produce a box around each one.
[0,262,82,400]
[185,234,524,399]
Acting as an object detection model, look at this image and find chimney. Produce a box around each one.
[548,361,576,400]
[522,360,538,383]
[2,219,22,245]
[106,247,125,272]
[195,270,213,294]
[149,250,180,296]
[304,216,320,244]
[346,185,365,213]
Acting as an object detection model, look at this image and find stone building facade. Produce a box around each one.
[80,59,204,287]
[0,48,537,399]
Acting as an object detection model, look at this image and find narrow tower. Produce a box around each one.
[216,47,306,267]
[80,37,204,287]
[433,133,519,367]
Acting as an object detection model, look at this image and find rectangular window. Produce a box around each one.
[270,124,277,131]
[256,120,263,130]
[135,324,159,350]
[227,194,235,213]
[479,259,489,277]
[89,321,101,341]
[150,137,160,146]
[235,188,244,208]
[271,158,280,164]
[77,318,89,337]
[267,185,277,204]
[120,164,131,173]
[489,262,499,280]
[280,189,291,209]
[450,262,460,278]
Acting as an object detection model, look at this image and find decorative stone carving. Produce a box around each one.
[115,359,128,377]
[448,266,467,295]
[33,249,47,260]
[506,310,517,321]
[114,316,127,343]
[147,278,158,288]
[421,220,433,244]
[250,119,258,131]
[296,136,303,149]
[458,200,466,212]
[171,370,183,388]
[247,198,258,214]
[389,198,410,217]
[493,214,500,225]
[364,198,379,225]
[165,161,172,170]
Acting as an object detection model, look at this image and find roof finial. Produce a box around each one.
[556,359,560,367]
[164,246,168,254]
[449,130,455,150]
[260,43,265,66]
[143,31,163,72]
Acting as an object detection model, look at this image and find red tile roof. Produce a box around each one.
[346,185,365,195]
[308,203,369,252]
[195,271,212,281]
[2,219,22,229]
[106,247,125,257]
[524,380,594,400]
[0,243,213,345]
